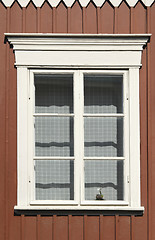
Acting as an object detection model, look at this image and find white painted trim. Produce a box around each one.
[84,157,125,160]
[29,70,36,204]
[1,0,154,8]
[78,70,85,205]
[14,205,145,211]
[5,34,150,69]
[80,201,129,206]
[33,113,74,117]
[30,200,78,205]
[6,34,150,51]
[83,114,124,117]
[14,51,142,68]
[33,157,75,160]
[17,67,28,206]
[74,70,81,204]
[81,69,129,204]
[129,68,141,207]
[123,71,130,203]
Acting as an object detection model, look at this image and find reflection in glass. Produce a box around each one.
[35,74,73,113]
[84,75,123,114]
[84,117,123,157]
[85,160,124,200]
[35,117,74,156]
[35,160,74,200]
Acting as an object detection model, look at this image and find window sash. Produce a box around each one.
[29,69,129,205]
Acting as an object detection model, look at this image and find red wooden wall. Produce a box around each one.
[0,1,155,239]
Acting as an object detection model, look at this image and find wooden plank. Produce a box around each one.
[116,14,130,240]
[117,1,130,33]
[100,216,115,240]
[115,215,118,240]
[146,7,151,240]
[114,7,118,33]
[56,2,67,33]
[69,216,83,240]
[26,2,37,33]
[116,216,130,240]
[0,3,6,240]
[7,4,23,239]
[86,216,100,240]
[67,7,71,33]
[24,217,37,240]
[10,1,22,33]
[39,217,53,240]
[40,2,53,33]
[22,7,26,32]
[130,7,134,33]
[133,1,147,33]
[100,1,114,34]
[53,216,68,240]
[130,3,148,240]
[131,216,148,240]
[97,7,101,33]
[5,9,10,240]
[85,2,97,34]
[82,7,86,33]
[21,215,25,240]
[84,216,99,240]
[70,1,82,33]
[53,7,56,33]
[37,7,41,32]
[149,3,155,240]
[37,215,41,240]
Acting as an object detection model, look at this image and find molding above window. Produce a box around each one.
[5,34,150,68]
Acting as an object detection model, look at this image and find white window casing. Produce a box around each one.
[5,33,150,211]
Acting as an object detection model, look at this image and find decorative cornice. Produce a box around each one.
[5,33,151,49]
[1,0,155,8]
[5,33,151,68]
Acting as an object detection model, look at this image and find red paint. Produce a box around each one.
[0,2,154,239]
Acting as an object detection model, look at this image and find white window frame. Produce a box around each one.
[5,33,150,211]
[29,69,129,208]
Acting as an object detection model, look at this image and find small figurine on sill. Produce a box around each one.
[96,188,104,200]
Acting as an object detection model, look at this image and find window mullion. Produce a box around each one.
[75,70,84,205]
[84,157,125,160]
[33,113,74,117]
[83,114,124,117]
[73,71,81,205]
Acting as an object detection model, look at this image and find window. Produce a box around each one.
[30,70,128,207]
[5,33,150,210]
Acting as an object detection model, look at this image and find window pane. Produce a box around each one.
[35,74,73,113]
[85,160,124,200]
[35,160,74,200]
[84,75,123,113]
[84,117,123,157]
[35,117,74,156]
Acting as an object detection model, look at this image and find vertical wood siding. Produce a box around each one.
[0,1,155,239]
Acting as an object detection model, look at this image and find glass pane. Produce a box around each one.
[35,74,73,113]
[84,75,123,113]
[84,117,123,157]
[35,160,74,200]
[35,117,74,156]
[85,160,124,200]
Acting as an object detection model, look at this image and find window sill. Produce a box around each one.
[14,205,144,216]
